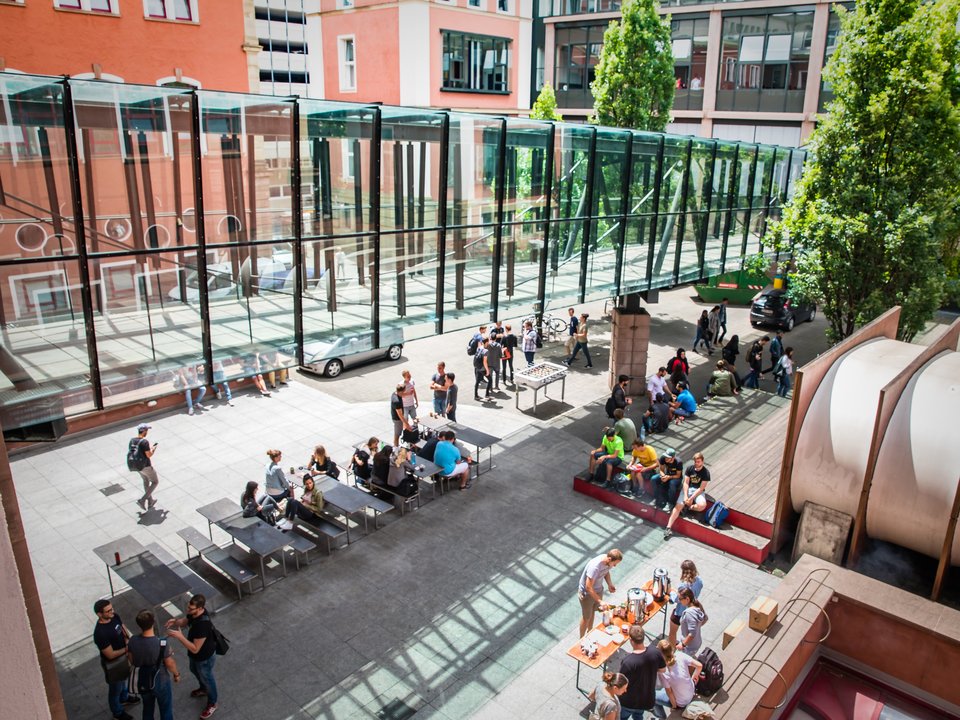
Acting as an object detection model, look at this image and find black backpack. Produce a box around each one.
[467,335,480,356]
[126,438,147,472]
[604,395,616,419]
[130,638,165,694]
[695,647,724,696]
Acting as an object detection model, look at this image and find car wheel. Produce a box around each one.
[808,307,816,322]
[751,321,760,327]
[324,359,344,378]
[387,344,403,361]
[785,315,795,331]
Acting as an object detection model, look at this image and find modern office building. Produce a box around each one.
[255,0,318,97]
[0,0,253,92]
[537,0,844,146]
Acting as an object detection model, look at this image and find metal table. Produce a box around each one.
[197,497,243,540]
[92,535,191,608]
[447,422,501,477]
[514,362,568,413]
[315,475,394,532]
[410,457,443,497]
[216,515,289,590]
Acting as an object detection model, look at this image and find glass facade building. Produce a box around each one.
[0,72,804,431]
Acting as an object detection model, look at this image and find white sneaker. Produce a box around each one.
[188,407,195,416]
[195,403,207,411]
[277,519,294,531]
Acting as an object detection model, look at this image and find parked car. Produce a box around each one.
[300,328,404,378]
[750,286,816,331]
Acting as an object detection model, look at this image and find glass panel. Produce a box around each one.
[448,113,502,227]
[378,230,441,340]
[381,107,444,233]
[299,99,376,238]
[621,131,661,293]
[443,224,495,330]
[544,219,588,310]
[496,220,542,320]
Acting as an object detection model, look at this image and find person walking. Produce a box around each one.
[93,599,139,720]
[564,307,579,355]
[129,423,159,510]
[473,336,492,400]
[618,625,665,720]
[767,330,784,375]
[165,594,219,719]
[707,305,721,348]
[775,346,795,397]
[693,310,712,354]
[128,609,179,720]
[521,320,538,366]
[717,297,729,343]
[577,548,623,637]
[563,312,593,368]
[429,361,448,417]
[444,373,459,422]
[743,336,769,389]
[501,324,517,383]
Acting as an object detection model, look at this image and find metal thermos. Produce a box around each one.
[626,587,644,620]
[652,567,670,602]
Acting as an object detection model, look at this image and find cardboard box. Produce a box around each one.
[722,618,746,649]
[749,596,779,632]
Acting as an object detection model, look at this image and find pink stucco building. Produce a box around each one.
[309,0,532,113]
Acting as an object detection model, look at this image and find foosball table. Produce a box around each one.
[514,362,568,413]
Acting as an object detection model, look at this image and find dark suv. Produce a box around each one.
[750,287,816,331]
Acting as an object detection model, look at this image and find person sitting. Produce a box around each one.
[664,452,711,539]
[613,408,638,448]
[350,437,379,487]
[277,475,324,531]
[707,360,738,397]
[655,640,702,712]
[654,449,683,511]
[387,446,418,499]
[240,481,279,525]
[434,431,471,491]
[626,437,658,499]
[419,433,440,463]
[372,444,393,486]
[588,427,625,485]
[264,449,292,504]
[671,381,698,424]
[644,393,672,435]
[306,444,340,480]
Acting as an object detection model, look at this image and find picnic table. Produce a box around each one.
[446,422,501,477]
[92,535,192,608]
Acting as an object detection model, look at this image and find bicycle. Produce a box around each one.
[520,312,569,335]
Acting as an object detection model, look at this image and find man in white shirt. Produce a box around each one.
[577,548,623,637]
[646,367,671,407]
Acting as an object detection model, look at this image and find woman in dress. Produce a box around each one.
[588,671,629,720]
[676,587,709,655]
[669,560,704,644]
[264,449,292,503]
[655,640,702,711]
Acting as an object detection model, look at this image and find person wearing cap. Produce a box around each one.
[588,427,626,485]
[129,423,159,510]
[654,449,683,511]
[664,452,711,539]
[627,437,659,498]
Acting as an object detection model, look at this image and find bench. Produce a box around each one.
[144,541,222,611]
[283,530,319,567]
[177,526,259,602]
[369,477,420,516]
[291,514,348,554]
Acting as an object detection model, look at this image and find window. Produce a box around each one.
[468,0,480,6]
[144,0,194,20]
[553,23,606,108]
[497,0,509,11]
[337,0,353,7]
[442,31,510,93]
[338,36,356,92]
[56,0,117,12]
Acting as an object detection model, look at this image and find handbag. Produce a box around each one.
[103,654,130,684]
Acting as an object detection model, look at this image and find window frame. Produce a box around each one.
[143,0,196,21]
[441,30,512,95]
[55,0,119,13]
[338,35,357,93]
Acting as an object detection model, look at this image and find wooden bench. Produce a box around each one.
[291,514,348,554]
[369,477,420,515]
[177,526,260,602]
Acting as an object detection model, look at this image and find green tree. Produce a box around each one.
[773,0,960,342]
[591,0,675,131]
[530,82,563,122]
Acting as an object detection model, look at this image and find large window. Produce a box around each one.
[672,15,709,110]
[338,36,356,92]
[818,6,846,112]
[553,23,606,109]
[442,32,511,93]
[716,11,813,113]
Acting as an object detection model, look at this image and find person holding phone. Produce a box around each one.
[130,423,160,510]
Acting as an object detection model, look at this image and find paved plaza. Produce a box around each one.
[11,286,830,719]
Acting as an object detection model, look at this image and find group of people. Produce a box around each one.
[239,446,334,531]
[174,353,290,416]
[579,551,710,718]
[93,594,220,720]
[390,366,460,446]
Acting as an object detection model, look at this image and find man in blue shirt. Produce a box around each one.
[671,381,698,424]
[433,431,471,490]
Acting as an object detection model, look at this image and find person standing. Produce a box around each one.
[391,383,411,447]
[501,324,517,383]
[707,305,721,349]
[563,312,593,368]
[564,307,579,355]
[775,346,795,397]
[400,369,418,421]
[606,374,633,419]
[618,626,666,720]
[129,423,159,511]
[473,337,492,400]
[722,335,742,389]
[521,321,538,366]
[664,452,711,539]
[669,560,704,645]
[744,336,769,389]
[93,599,139,720]
[577,548,623,637]
[767,330,784,375]
[675,587,709,655]
[717,297,729,343]
[486,333,503,391]
[444,373,459,422]
[589,673,629,720]
[165,594,219,719]
[128,609,179,720]
[429,361,448,417]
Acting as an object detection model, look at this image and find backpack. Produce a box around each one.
[705,501,729,528]
[126,438,147,472]
[129,638,165,694]
[613,473,631,493]
[772,357,785,380]
[467,335,480,356]
[604,395,616,419]
[695,647,724,696]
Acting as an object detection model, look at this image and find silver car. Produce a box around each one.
[300,328,404,378]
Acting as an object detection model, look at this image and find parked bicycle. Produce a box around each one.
[520,312,569,335]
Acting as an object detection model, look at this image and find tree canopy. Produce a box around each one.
[591,0,675,132]
[774,0,960,341]
[530,82,563,122]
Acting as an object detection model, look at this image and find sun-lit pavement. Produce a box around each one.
[10,285,832,719]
